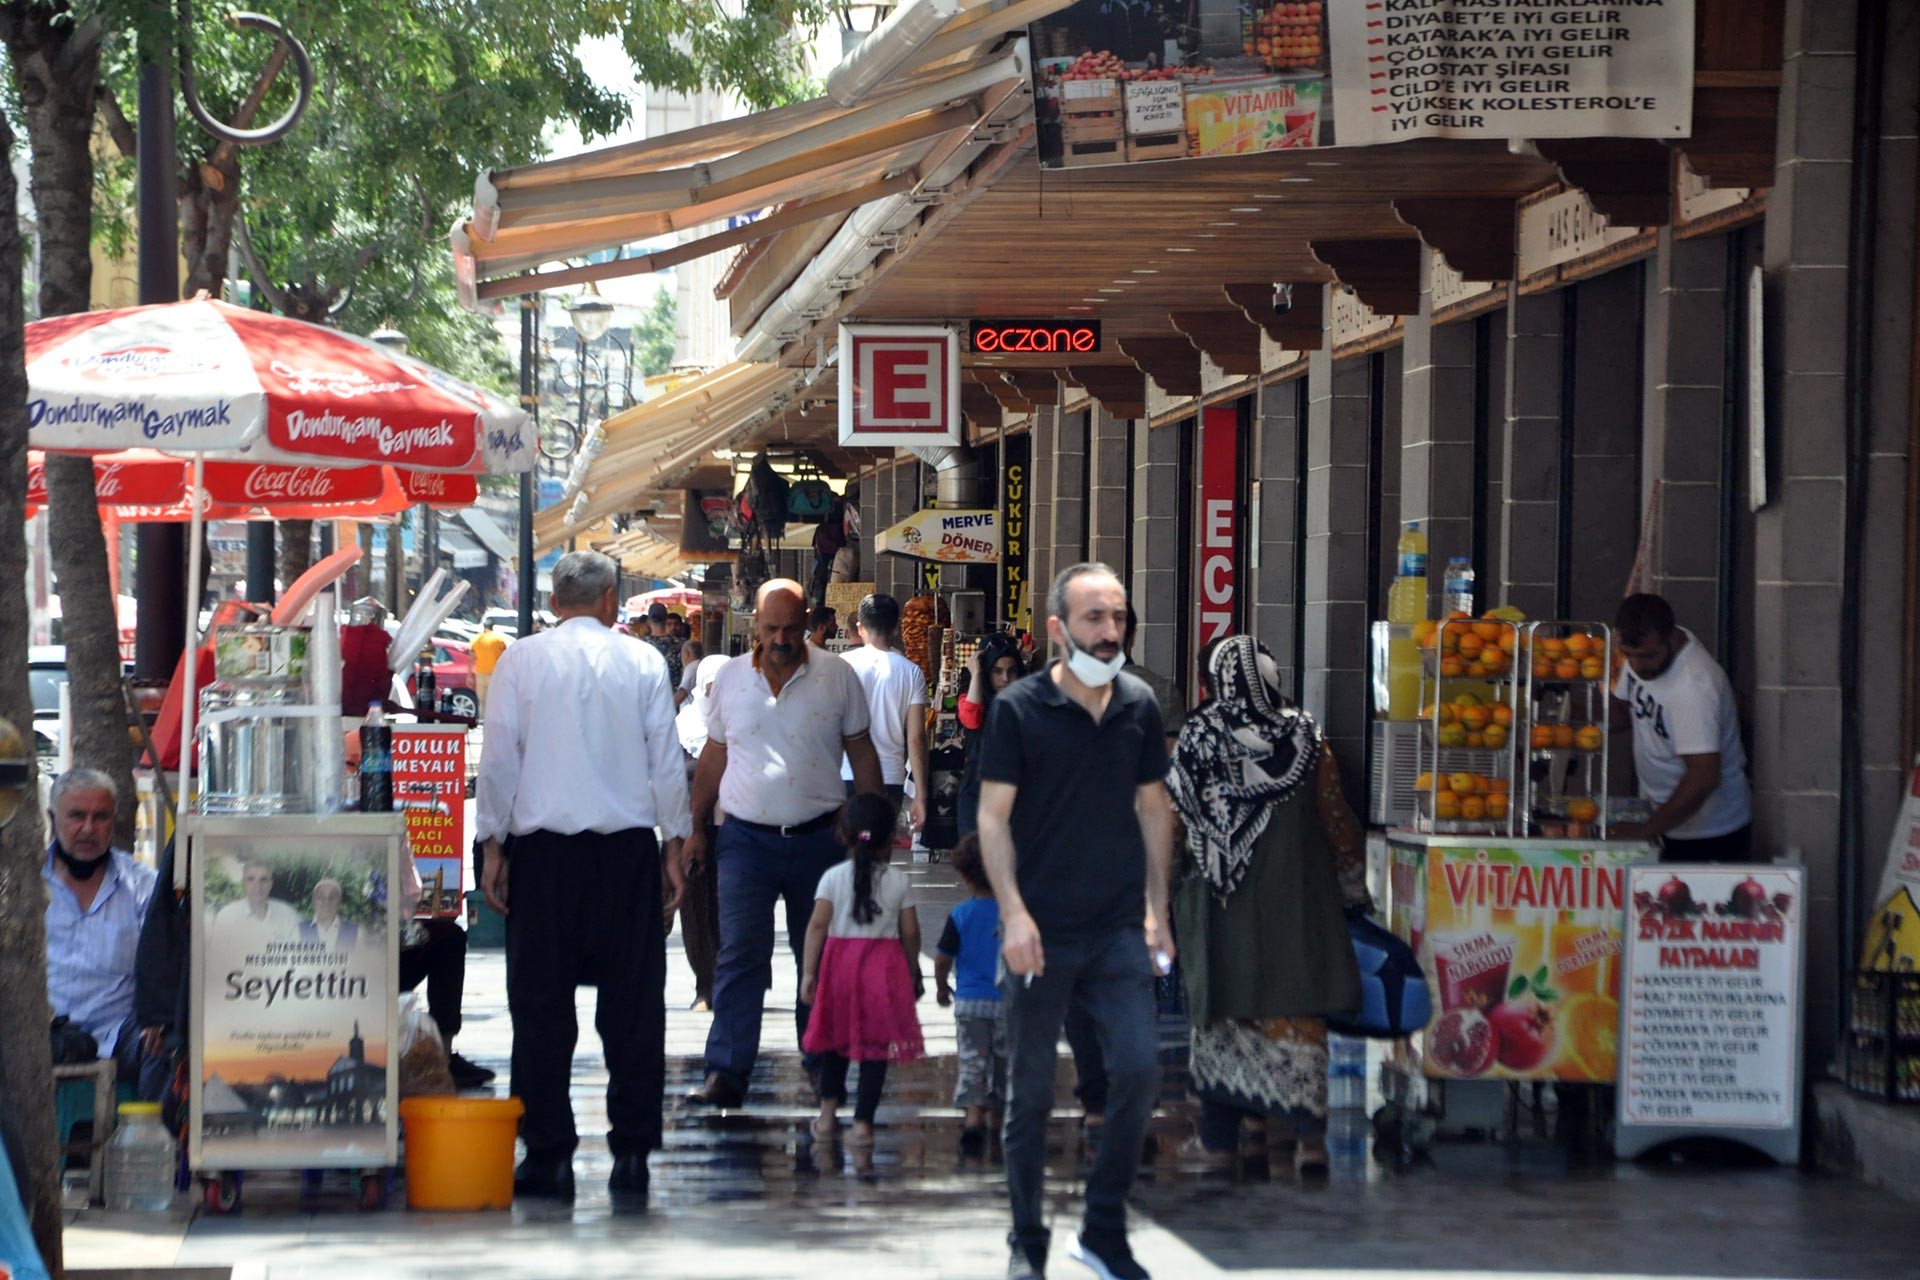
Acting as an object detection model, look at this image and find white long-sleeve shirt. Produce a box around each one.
[476,615,692,843]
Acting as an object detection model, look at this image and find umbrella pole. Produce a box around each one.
[177,455,206,814]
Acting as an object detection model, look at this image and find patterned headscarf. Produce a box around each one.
[1168,635,1319,904]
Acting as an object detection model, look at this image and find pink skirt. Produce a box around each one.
[802,936,925,1062]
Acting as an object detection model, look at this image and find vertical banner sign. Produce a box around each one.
[838,323,962,448]
[1196,405,1239,652]
[1001,433,1031,632]
[1616,865,1805,1162]
[393,726,467,918]
[189,817,403,1171]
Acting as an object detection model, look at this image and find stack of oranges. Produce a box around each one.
[1414,771,1511,823]
[1527,631,1608,682]
[1526,722,1605,752]
[1418,693,1514,750]
[1414,612,1517,680]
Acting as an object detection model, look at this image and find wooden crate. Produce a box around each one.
[1061,135,1124,167]
[1062,111,1123,144]
[1125,131,1186,162]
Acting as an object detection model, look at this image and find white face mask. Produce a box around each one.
[1062,632,1127,688]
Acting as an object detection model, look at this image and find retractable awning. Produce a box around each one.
[452,0,1065,308]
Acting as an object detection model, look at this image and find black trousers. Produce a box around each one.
[1661,824,1753,863]
[817,1054,888,1123]
[505,828,665,1159]
[399,917,467,1043]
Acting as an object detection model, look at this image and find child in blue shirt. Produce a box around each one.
[934,834,1005,1158]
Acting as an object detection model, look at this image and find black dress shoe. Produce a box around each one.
[608,1154,650,1200]
[447,1053,496,1089]
[512,1155,575,1202]
[684,1073,745,1108]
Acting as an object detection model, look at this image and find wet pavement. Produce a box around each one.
[64,855,1916,1278]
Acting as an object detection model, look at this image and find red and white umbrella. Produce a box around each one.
[24,298,533,473]
[25,450,479,522]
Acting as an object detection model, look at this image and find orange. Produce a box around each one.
[1551,724,1576,750]
[1486,793,1509,820]
[1539,637,1567,660]
[1412,620,1438,648]
[1418,702,1438,722]
[1434,794,1461,821]
[1446,610,1471,621]
[1565,797,1599,823]
[1437,702,1460,726]
[1440,657,1466,679]
[1440,625,1461,653]
[1482,723,1508,749]
[1529,725,1555,750]
[1459,705,1490,732]
[1447,772,1478,796]
[1532,658,1554,680]
[1561,994,1619,1078]
[1459,795,1487,820]
[1484,775,1510,794]
[1466,662,1488,679]
[1575,724,1604,752]
[1496,629,1518,652]
[1580,657,1605,680]
[1414,771,1436,792]
[1491,704,1514,727]
[1457,632,1485,658]
[1471,621,1502,642]
[1464,731,1485,749]
[1564,633,1593,658]
[1555,659,1581,681]
[1481,647,1510,671]
[1437,723,1466,748]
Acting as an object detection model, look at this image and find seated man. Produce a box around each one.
[43,768,167,1099]
[402,912,494,1089]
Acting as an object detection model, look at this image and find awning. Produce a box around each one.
[456,508,516,564]
[451,4,1052,309]
[532,360,810,553]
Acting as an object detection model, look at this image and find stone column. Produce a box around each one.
[1130,415,1181,679]
[1400,263,1479,611]
[856,470,879,583]
[1087,407,1130,573]
[1051,408,1090,568]
[1303,348,1373,802]
[1566,266,1646,621]
[890,459,921,600]
[1029,407,1057,613]
[871,460,896,598]
[1640,230,1731,641]
[1499,290,1565,620]
[1252,378,1304,697]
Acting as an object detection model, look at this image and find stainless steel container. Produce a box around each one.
[197,684,329,814]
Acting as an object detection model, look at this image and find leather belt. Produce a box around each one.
[728,810,838,838]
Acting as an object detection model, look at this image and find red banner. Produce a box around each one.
[204,461,386,505]
[1195,404,1239,653]
[393,727,467,918]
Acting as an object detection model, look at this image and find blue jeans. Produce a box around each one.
[703,819,844,1094]
[1003,925,1159,1256]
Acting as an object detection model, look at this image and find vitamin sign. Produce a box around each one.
[966,319,1101,355]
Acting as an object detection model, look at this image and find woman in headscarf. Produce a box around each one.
[954,632,1027,838]
[1168,634,1371,1175]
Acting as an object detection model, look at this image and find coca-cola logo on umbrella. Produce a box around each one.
[66,345,218,382]
[241,466,337,501]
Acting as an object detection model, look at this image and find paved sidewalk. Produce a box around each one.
[63,856,1914,1279]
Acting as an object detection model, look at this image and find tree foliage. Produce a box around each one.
[631,287,677,382]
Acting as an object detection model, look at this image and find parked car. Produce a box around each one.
[480,606,554,638]
[406,638,479,719]
[29,645,68,765]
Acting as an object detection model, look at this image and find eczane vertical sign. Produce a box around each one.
[1196,404,1239,651]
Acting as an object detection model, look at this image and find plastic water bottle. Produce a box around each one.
[105,1101,176,1212]
[1327,1032,1367,1111]
[1387,522,1428,623]
[1442,556,1476,618]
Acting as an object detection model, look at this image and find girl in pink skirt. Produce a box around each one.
[800,792,925,1145]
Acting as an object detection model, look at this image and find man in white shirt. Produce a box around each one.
[840,593,930,832]
[476,550,691,1205]
[1608,593,1753,861]
[212,860,302,949]
[682,579,885,1108]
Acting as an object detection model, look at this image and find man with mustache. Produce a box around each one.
[683,578,885,1108]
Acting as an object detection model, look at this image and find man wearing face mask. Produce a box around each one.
[42,768,169,1098]
[977,563,1176,1280]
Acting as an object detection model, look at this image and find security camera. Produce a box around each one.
[1272,283,1294,315]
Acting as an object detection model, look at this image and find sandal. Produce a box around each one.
[845,1122,876,1148]
[810,1115,841,1140]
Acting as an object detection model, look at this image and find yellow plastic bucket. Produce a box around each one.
[398,1096,523,1210]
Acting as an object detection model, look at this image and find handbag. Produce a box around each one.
[1325,911,1432,1039]
[50,1015,99,1065]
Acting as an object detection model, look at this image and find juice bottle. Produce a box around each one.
[1385,522,1428,718]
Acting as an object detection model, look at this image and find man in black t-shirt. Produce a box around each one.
[979,562,1174,1280]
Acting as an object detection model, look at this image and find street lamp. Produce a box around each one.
[563,287,617,552]
[369,325,411,356]
[369,324,413,609]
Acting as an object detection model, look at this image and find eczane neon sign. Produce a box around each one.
[967,319,1101,354]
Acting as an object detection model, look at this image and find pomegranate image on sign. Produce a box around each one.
[1428,1007,1497,1075]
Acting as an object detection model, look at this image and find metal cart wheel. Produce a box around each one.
[202,1171,243,1213]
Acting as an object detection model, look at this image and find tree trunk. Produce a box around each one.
[13,13,138,843]
[279,519,315,590]
[181,156,241,300]
[0,86,63,1280]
